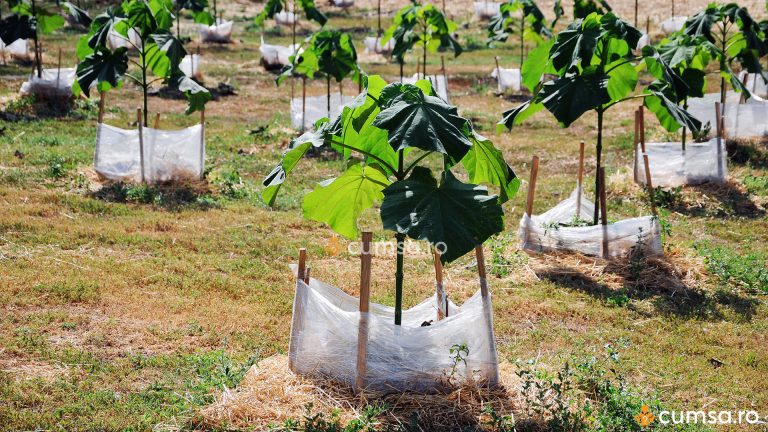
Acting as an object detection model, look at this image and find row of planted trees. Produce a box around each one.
[263,2,767,323]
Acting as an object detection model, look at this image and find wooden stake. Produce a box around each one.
[739,74,749,104]
[441,55,449,101]
[475,245,488,298]
[642,153,657,217]
[98,92,105,123]
[576,142,585,218]
[137,108,146,184]
[355,232,372,392]
[301,76,307,132]
[297,248,306,282]
[598,167,609,258]
[304,267,311,283]
[638,105,646,152]
[153,113,161,129]
[288,247,308,372]
[56,48,62,88]
[633,109,640,183]
[494,56,502,94]
[200,110,206,180]
[434,249,445,320]
[715,102,724,178]
[525,156,539,217]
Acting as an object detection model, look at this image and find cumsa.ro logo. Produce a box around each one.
[636,405,656,428]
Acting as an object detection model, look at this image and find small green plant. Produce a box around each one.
[652,186,682,209]
[45,154,68,178]
[213,170,250,199]
[270,402,386,432]
[33,281,100,304]
[482,404,516,432]
[516,358,586,431]
[628,227,647,280]
[447,342,470,383]
[489,234,515,277]
[187,350,259,405]
[695,242,768,293]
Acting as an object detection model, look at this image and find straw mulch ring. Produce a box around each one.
[198,355,523,431]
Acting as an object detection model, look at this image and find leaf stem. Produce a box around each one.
[403,150,433,177]
[327,139,398,174]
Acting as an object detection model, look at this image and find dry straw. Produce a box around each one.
[199,355,523,430]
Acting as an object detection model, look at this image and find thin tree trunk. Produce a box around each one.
[32,0,41,78]
[593,109,604,225]
[681,99,687,151]
[291,0,297,101]
[423,37,427,77]
[519,14,524,68]
[141,42,149,126]
[326,77,331,118]
[176,2,181,39]
[377,0,381,35]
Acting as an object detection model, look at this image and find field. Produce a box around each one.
[1,0,768,430]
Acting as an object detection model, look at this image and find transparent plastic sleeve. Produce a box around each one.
[518,189,663,258]
[363,37,395,55]
[660,16,687,34]
[402,73,449,102]
[490,68,521,92]
[0,39,31,59]
[687,92,768,138]
[200,20,233,43]
[634,138,727,187]
[290,94,355,130]
[93,123,205,183]
[288,275,499,393]
[180,54,201,78]
[20,68,76,97]
[473,1,501,19]
[259,42,300,67]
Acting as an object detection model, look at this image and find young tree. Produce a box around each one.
[573,0,611,19]
[254,0,327,52]
[278,29,361,117]
[0,0,90,77]
[383,2,462,79]
[683,3,767,109]
[487,0,562,66]
[173,0,214,39]
[263,76,520,324]
[74,0,211,125]
[500,12,701,224]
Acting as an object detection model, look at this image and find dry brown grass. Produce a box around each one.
[199,355,522,430]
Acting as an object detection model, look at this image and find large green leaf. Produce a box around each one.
[460,132,520,204]
[549,14,601,72]
[606,60,637,100]
[0,14,35,45]
[126,0,157,38]
[644,86,702,133]
[62,2,93,28]
[521,39,554,92]
[303,163,391,239]
[538,73,611,127]
[380,167,504,263]
[373,85,472,163]
[35,7,66,34]
[152,32,186,71]
[76,48,129,97]
[84,7,124,53]
[498,100,545,131]
[169,72,211,114]
[262,141,313,206]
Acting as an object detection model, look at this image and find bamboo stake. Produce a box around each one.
[739,74,749,104]
[638,105,646,152]
[355,232,372,391]
[56,48,62,88]
[642,153,657,217]
[304,267,311,283]
[598,167,609,258]
[154,113,161,129]
[434,249,445,320]
[715,102,724,178]
[288,247,307,372]
[200,110,205,180]
[98,92,105,123]
[301,76,307,133]
[137,108,146,184]
[441,55,449,101]
[633,109,640,183]
[576,141,585,218]
[475,246,488,299]
[494,56,502,94]
[525,156,539,217]
[475,244,499,387]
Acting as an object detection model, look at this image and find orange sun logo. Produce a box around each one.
[635,405,656,428]
[325,234,345,256]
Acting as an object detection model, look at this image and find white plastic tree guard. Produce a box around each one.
[20,68,76,97]
[633,106,727,187]
[687,92,768,138]
[200,19,233,43]
[289,237,500,393]
[290,93,354,130]
[94,99,205,183]
[275,11,298,26]
[0,39,31,60]
[331,0,354,7]
[259,39,300,68]
[519,153,662,259]
[474,1,501,19]
[363,36,394,55]
[660,16,687,34]
[738,71,768,99]
[180,54,201,78]
[403,73,449,102]
[636,33,651,50]
[490,67,521,93]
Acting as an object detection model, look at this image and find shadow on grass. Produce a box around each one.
[90,181,219,211]
[664,180,766,219]
[1,95,91,120]
[538,255,759,322]
[727,137,768,168]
